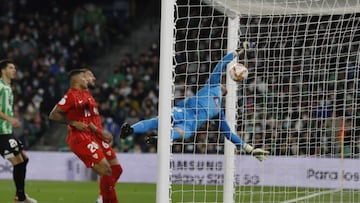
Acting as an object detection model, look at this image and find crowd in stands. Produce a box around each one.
[0,0,130,148]
[90,45,160,153]
[166,5,360,157]
[1,0,359,158]
[237,14,360,158]
[100,3,360,157]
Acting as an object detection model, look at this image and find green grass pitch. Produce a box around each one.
[0,180,156,203]
[0,180,358,203]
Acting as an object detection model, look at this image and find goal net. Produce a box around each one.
[158,0,360,202]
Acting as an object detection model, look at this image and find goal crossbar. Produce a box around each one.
[202,0,360,15]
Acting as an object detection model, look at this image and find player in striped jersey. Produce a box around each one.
[0,60,37,203]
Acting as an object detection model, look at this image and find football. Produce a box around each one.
[229,63,249,82]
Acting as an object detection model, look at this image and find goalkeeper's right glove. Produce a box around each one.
[120,122,134,139]
[244,144,270,162]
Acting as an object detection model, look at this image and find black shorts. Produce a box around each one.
[0,134,24,159]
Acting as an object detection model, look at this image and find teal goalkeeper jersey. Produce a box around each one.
[0,78,14,134]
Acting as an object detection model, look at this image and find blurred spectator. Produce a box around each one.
[103,117,121,147]
[108,66,126,88]
[0,0,130,149]
[4,0,359,157]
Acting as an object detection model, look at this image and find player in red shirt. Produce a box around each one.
[83,69,123,203]
[49,70,117,202]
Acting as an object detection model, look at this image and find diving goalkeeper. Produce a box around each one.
[120,50,269,161]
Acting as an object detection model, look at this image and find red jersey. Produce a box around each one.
[83,90,103,136]
[83,90,117,160]
[57,87,92,143]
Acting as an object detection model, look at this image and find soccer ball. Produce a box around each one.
[229,63,248,82]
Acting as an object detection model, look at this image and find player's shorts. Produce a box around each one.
[94,136,117,161]
[0,134,24,159]
[173,108,197,139]
[67,133,105,168]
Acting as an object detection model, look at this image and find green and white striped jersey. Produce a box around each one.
[0,78,14,134]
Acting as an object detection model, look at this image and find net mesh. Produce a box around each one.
[170,0,360,202]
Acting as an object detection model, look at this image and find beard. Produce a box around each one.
[87,83,96,89]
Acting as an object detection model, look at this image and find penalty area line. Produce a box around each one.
[280,189,341,203]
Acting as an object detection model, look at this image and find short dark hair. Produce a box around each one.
[0,59,14,71]
[80,68,92,73]
[68,69,85,80]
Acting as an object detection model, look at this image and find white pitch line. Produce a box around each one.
[280,189,342,203]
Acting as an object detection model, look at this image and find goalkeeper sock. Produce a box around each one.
[132,118,158,134]
[13,159,28,201]
[170,129,182,140]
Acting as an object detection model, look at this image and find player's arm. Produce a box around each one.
[0,110,10,121]
[48,105,88,131]
[0,111,21,128]
[0,89,21,127]
[89,122,113,143]
[207,52,236,85]
[207,45,249,85]
[218,110,269,161]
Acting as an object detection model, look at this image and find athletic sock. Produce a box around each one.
[111,164,123,184]
[132,118,158,134]
[100,175,118,203]
[13,159,28,201]
[170,129,182,140]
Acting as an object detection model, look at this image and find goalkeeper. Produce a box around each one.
[120,50,269,161]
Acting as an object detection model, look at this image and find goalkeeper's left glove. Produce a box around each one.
[244,144,270,162]
[235,41,255,59]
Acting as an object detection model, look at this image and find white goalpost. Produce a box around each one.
[157,0,360,203]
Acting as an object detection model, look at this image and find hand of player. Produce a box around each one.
[70,121,88,131]
[235,41,252,58]
[9,117,22,128]
[234,48,245,57]
[243,144,270,161]
[251,148,270,161]
[89,122,98,132]
[89,122,112,143]
[101,130,113,143]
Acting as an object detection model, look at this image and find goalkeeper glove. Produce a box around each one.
[243,144,270,162]
[235,41,254,58]
[120,122,134,139]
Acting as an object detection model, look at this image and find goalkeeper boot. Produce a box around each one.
[120,122,133,139]
[145,135,158,145]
